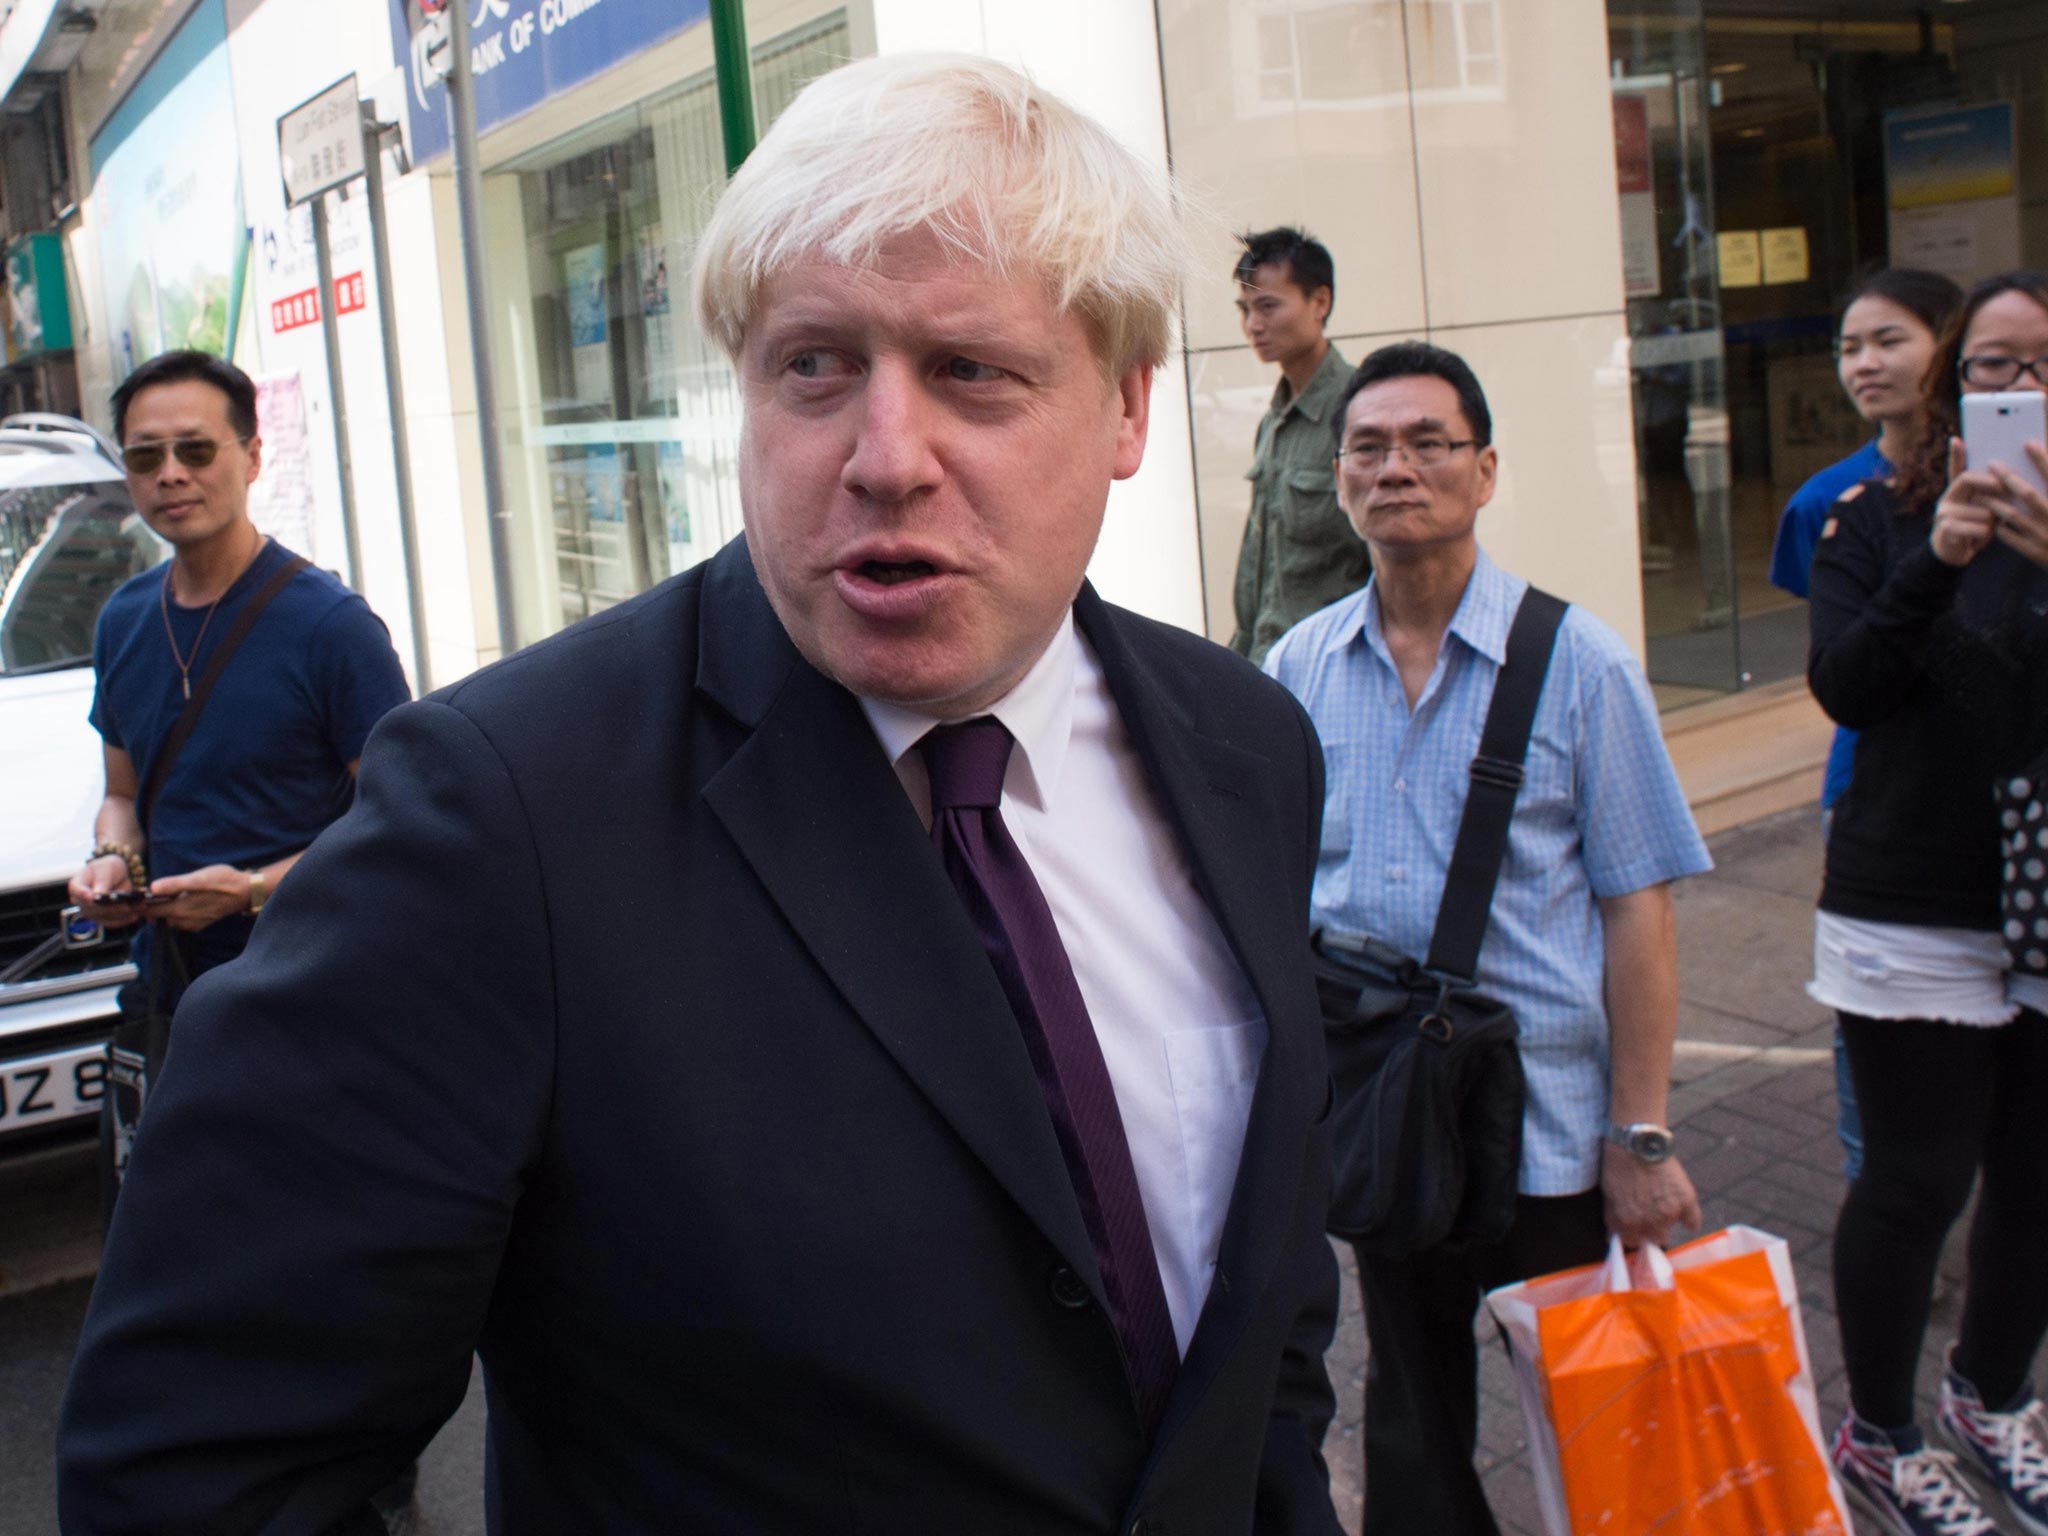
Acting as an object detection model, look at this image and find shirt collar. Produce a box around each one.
[1349,546,1521,669]
[1268,342,1350,426]
[857,610,1077,811]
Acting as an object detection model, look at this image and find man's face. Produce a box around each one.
[736,231,1151,718]
[1234,262,1329,370]
[1333,374,1496,557]
[120,379,261,551]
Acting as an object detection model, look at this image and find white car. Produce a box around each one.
[0,414,163,1152]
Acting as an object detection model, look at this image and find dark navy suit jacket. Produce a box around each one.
[58,538,1342,1535]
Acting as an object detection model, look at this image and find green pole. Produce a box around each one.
[709,0,757,176]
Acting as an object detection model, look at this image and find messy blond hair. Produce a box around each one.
[692,52,1186,374]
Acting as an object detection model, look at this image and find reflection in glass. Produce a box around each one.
[0,487,161,673]
[1609,0,1741,701]
[485,12,849,648]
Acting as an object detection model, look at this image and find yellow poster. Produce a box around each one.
[1717,231,1762,289]
[1762,228,1810,285]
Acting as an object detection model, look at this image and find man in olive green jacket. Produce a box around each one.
[1229,227,1370,665]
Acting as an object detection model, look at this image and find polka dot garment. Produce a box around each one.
[1998,767,2048,976]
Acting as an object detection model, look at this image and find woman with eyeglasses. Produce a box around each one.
[1807,270,2048,1536]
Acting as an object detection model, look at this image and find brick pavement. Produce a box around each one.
[1317,805,2039,1536]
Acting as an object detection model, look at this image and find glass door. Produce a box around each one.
[1609,0,1742,704]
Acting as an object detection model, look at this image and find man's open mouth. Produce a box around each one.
[857,559,937,586]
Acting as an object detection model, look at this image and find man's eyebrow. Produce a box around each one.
[1346,415,1452,438]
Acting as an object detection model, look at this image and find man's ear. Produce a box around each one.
[1310,286,1332,327]
[1111,365,1154,482]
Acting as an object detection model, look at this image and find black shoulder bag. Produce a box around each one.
[1313,586,1568,1258]
[102,554,309,1221]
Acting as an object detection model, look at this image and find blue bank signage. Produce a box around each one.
[388,0,711,163]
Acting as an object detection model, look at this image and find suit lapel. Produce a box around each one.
[696,543,1105,1298]
[1075,589,1323,1442]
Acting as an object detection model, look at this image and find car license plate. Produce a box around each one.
[0,1043,107,1133]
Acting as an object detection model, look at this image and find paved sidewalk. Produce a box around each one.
[1318,804,2035,1535]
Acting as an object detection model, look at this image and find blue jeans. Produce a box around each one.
[1834,1025,1864,1181]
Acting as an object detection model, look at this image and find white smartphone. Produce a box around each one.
[1961,390,2048,498]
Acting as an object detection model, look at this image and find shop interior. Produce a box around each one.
[1608,0,2047,706]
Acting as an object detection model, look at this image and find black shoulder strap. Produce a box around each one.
[137,554,312,837]
[1422,586,1569,983]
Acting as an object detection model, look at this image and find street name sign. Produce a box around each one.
[278,75,366,208]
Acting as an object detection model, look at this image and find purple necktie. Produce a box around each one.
[918,717,1179,1433]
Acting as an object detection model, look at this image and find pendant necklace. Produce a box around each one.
[160,536,269,701]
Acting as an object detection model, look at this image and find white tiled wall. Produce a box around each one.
[1161,0,1644,656]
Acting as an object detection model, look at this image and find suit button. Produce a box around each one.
[1047,1266,1092,1310]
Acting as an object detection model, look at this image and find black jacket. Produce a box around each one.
[58,537,1344,1536]
[1808,480,2048,929]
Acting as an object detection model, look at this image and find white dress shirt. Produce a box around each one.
[860,612,1267,1352]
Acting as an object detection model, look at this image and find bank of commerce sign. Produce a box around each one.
[387,0,712,164]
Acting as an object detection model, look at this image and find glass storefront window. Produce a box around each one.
[1608,0,2047,707]
[1609,0,1740,704]
[486,12,849,648]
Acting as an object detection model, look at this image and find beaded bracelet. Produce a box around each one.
[90,839,148,891]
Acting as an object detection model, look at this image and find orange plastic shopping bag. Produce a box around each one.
[1485,1226,1852,1535]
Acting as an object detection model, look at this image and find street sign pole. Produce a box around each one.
[279,75,373,594]
[445,0,520,659]
[361,107,432,691]
[279,73,435,680]
[308,193,366,594]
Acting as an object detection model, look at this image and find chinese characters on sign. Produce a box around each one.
[270,273,367,334]
[248,373,319,551]
[277,75,366,208]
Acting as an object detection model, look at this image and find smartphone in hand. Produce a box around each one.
[93,888,173,907]
[1961,390,2048,498]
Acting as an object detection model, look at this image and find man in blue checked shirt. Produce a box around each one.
[1265,342,1713,1536]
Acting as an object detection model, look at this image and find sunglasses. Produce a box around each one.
[121,436,246,475]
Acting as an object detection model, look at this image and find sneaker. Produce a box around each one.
[1832,1415,2001,1536]
[1938,1367,2048,1536]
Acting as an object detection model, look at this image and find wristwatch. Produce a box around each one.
[246,869,268,914]
[1604,1121,1675,1164]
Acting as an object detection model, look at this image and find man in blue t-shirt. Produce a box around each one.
[67,350,409,1022]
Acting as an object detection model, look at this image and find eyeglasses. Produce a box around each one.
[1958,356,2048,389]
[120,436,246,475]
[1334,436,1479,472]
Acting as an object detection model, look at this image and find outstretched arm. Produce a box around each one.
[59,703,554,1534]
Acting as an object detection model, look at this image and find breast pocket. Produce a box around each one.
[1279,466,1336,519]
[1165,1022,1264,1248]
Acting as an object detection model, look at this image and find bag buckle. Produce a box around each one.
[1419,974,1458,1043]
[1469,754,1524,790]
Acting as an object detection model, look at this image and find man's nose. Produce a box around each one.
[841,363,943,503]
[1376,446,1422,481]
